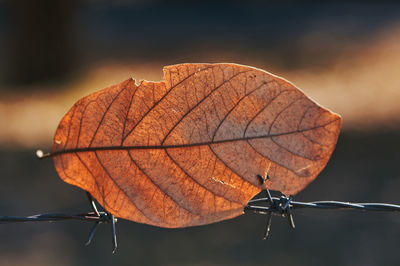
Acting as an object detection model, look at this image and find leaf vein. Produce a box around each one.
[122,66,214,145]
[161,70,251,145]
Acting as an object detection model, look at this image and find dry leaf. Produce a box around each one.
[51,63,341,228]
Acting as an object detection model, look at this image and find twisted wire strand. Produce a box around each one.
[1,197,398,224]
[245,197,400,214]
[0,195,398,251]
[0,212,111,223]
[0,192,118,253]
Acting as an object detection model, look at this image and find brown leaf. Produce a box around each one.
[51,63,341,228]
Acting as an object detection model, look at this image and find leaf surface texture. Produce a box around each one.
[52,63,341,228]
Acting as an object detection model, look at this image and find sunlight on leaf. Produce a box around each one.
[51,63,341,228]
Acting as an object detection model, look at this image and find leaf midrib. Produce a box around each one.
[51,118,339,157]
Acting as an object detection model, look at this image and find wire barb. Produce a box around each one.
[85,221,100,246]
[256,174,295,239]
[110,213,118,254]
[87,192,100,217]
[0,192,118,253]
[85,192,118,253]
[246,198,400,212]
[1,176,399,251]
[245,194,400,238]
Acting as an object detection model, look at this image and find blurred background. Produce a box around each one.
[0,0,399,265]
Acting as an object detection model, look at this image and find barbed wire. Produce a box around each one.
[245,196,400,213]
[1,191,399,252]
[244,190,399,239]
[0,192,118,253]
[0,212,111,223]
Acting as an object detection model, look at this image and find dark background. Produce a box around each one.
[0,1,399,265]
